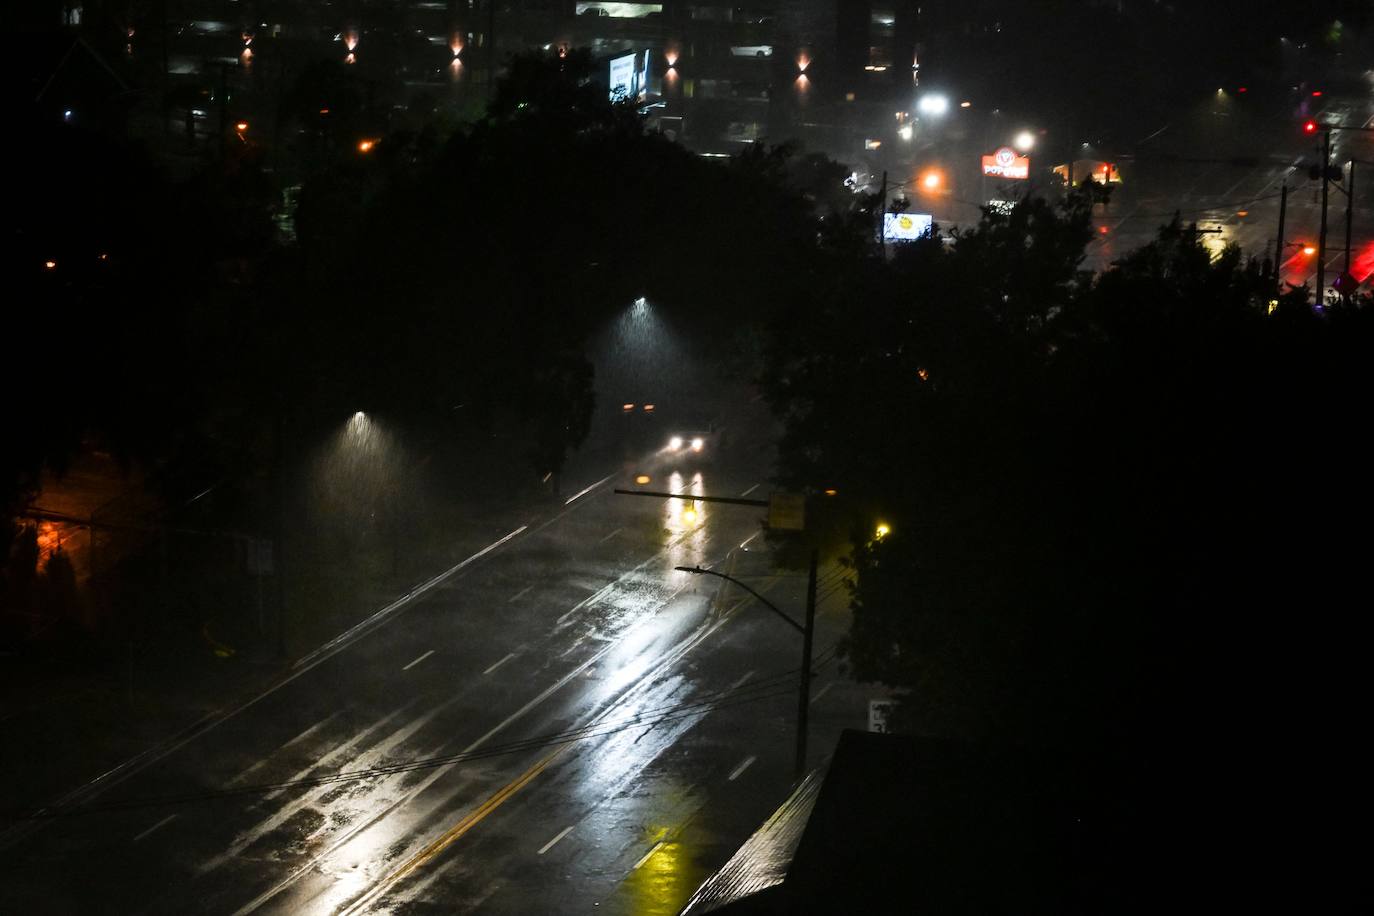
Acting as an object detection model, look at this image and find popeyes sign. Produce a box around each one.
[981,146,1030,179]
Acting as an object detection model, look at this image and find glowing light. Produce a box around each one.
[916,93,949,116]
[44,260,57,269]
[1303,245,1316,256]
[898,124,913,141]
[1267,299,1279,315]
[623,403,636,411]
[642,404,655,412]
[635,474,651,485]
[917,367,929,381]
[345,52,355,65]
[875,523,891,540]
[920,170,943,190]
[1303,120,1319,134]
[450,36,464,56]
[665,50,678,67]
[959,100,972,108]
[357,138,376,153]
[1099,226,1110,234]
[319,108,330,115]
[824,488,838,496]
[796,52,810,73]
[235,121,249,132]
[1311,90,1323,97]
[668,436,683,450]
[690,438,704,452]
[682,502,698,524]
[1237,210,1249,217]
[344,30,358,52]
[1013,130,1035,152]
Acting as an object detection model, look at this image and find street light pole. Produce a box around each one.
[1317,128,1330,305]
[677,550,819,780]
[794,550,817,778]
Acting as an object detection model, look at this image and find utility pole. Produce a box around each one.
[794,550,818,778]
[1317,128,1331,305]
[878,170,887,257]
[1344,159,1355,276]
[1274,182,1288,284]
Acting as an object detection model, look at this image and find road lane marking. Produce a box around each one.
[740,483,760,497]
[728,755,757,782]
[338,745,569,916]
[809,682,835,705]
[599,526,624,544]
[1,526,531,853]
[132,814,177,843]
[507,585,533,603]
[236,532,754,914]
[731,671,754,689]
[633,840,666,871]
[564,472,615,506]
[538,825,575,855]
[483,652,516,676]
[225,711,342,787]
[402,650,435,672]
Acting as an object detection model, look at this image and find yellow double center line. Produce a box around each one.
[340,574,785,914]
[341,743,569,914]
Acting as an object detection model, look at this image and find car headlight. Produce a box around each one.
[669,436,683,450]
[691,437,704,451]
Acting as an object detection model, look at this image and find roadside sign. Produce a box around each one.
[768,492,806,531]
[868,699,897,733]
[981,146,1030,179]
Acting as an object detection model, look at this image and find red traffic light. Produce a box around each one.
[1303,120,1319,134]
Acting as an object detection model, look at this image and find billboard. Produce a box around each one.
[883,212,933,242]
[608,50,653,102]
[981,146,1030,179]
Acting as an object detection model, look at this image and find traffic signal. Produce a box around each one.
[1303,120,1319,135]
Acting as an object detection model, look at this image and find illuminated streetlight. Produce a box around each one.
[916,93,948,117]
[898,124,913,141]
[357,139,377,153]
[1013,130,1035,152]
[920,169,943,191]
[875,522,891,540]
[634,474,651,485]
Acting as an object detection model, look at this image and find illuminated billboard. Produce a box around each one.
[981,146,1030,179]
[883,212,933,242]
[608,49,652,102]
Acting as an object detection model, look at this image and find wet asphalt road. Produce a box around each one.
[1,416,871,915]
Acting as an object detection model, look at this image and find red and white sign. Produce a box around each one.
[981,146,1030,179]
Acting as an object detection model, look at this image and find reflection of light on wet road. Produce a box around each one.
[665,472,708,573]
[622,836,703,916]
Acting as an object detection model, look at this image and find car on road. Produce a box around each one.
[661,414,727,466]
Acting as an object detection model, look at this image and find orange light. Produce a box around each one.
[920,170,942,190]
[44,259,57,269]
[823,488,838,496]
[319,108,330,115]
[1237,210,1249,217]
[1303,245,1316,256]
[357,139,376,153]
[917,367,929,381]
[235,121,249,132]
[635,474,651,485]
[1099,226,1110,234]
[622,403,635,411]
[642,404,655,412]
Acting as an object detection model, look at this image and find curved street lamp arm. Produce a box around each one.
[674,565,804,634]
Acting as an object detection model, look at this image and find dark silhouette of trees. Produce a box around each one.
[762,185,1374,908]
